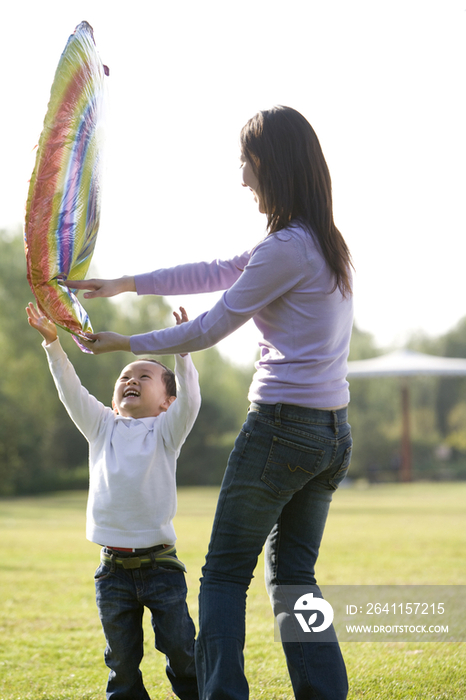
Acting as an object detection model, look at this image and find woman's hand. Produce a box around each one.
[79,332,132,354]
[65,276,136,299]
[26,302,58,345]
[80,306,188,356]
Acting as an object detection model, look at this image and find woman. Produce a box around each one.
[75,106,354,700]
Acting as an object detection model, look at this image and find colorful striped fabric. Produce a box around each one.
[24,21,108,351]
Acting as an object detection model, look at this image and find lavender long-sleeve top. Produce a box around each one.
[131,223,353,408]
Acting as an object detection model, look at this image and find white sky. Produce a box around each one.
[2,0,465,365]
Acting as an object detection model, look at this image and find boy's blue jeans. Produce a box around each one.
[195,402,352,700]
[94,555,198,700]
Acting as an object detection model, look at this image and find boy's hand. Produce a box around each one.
[26,303,58,345]
[173,306,188,325]
[173,306,188,356]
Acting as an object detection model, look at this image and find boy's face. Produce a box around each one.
[113,361,175,419]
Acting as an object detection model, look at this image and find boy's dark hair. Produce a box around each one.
[143,358,176,397]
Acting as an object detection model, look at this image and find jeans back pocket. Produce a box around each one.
[328,445,352,490]
[261,435,325,497]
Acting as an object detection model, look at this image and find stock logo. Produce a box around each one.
[294,593,334,633]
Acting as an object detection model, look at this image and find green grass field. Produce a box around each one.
[1,483,465,699]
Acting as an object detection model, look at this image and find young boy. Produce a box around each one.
[26,302,201,700]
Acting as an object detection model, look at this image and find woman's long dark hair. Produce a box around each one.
[240,106,353,297]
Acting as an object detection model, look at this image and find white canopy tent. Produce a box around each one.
[347,349,466,482]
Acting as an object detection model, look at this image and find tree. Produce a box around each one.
[347,325,402,481]
[177,349,251,484]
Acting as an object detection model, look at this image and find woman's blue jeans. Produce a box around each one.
[195,402,352,700]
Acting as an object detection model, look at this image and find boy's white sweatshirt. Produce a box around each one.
[44,339,201,548]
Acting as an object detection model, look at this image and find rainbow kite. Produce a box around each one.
[24,21,108,351]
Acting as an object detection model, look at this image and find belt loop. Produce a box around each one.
[274,403,282,426]
[150,551,158,570]
[109,550,116,573]
[332,410,339,436]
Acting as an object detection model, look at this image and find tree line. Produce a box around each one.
[1,227,466,495]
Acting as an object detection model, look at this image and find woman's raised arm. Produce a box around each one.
[65,276,136,299]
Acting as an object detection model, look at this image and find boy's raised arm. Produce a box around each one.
[162,353,201,453]
[26,302,109,442]
[161,306,201,450]
[173,306,189,356]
